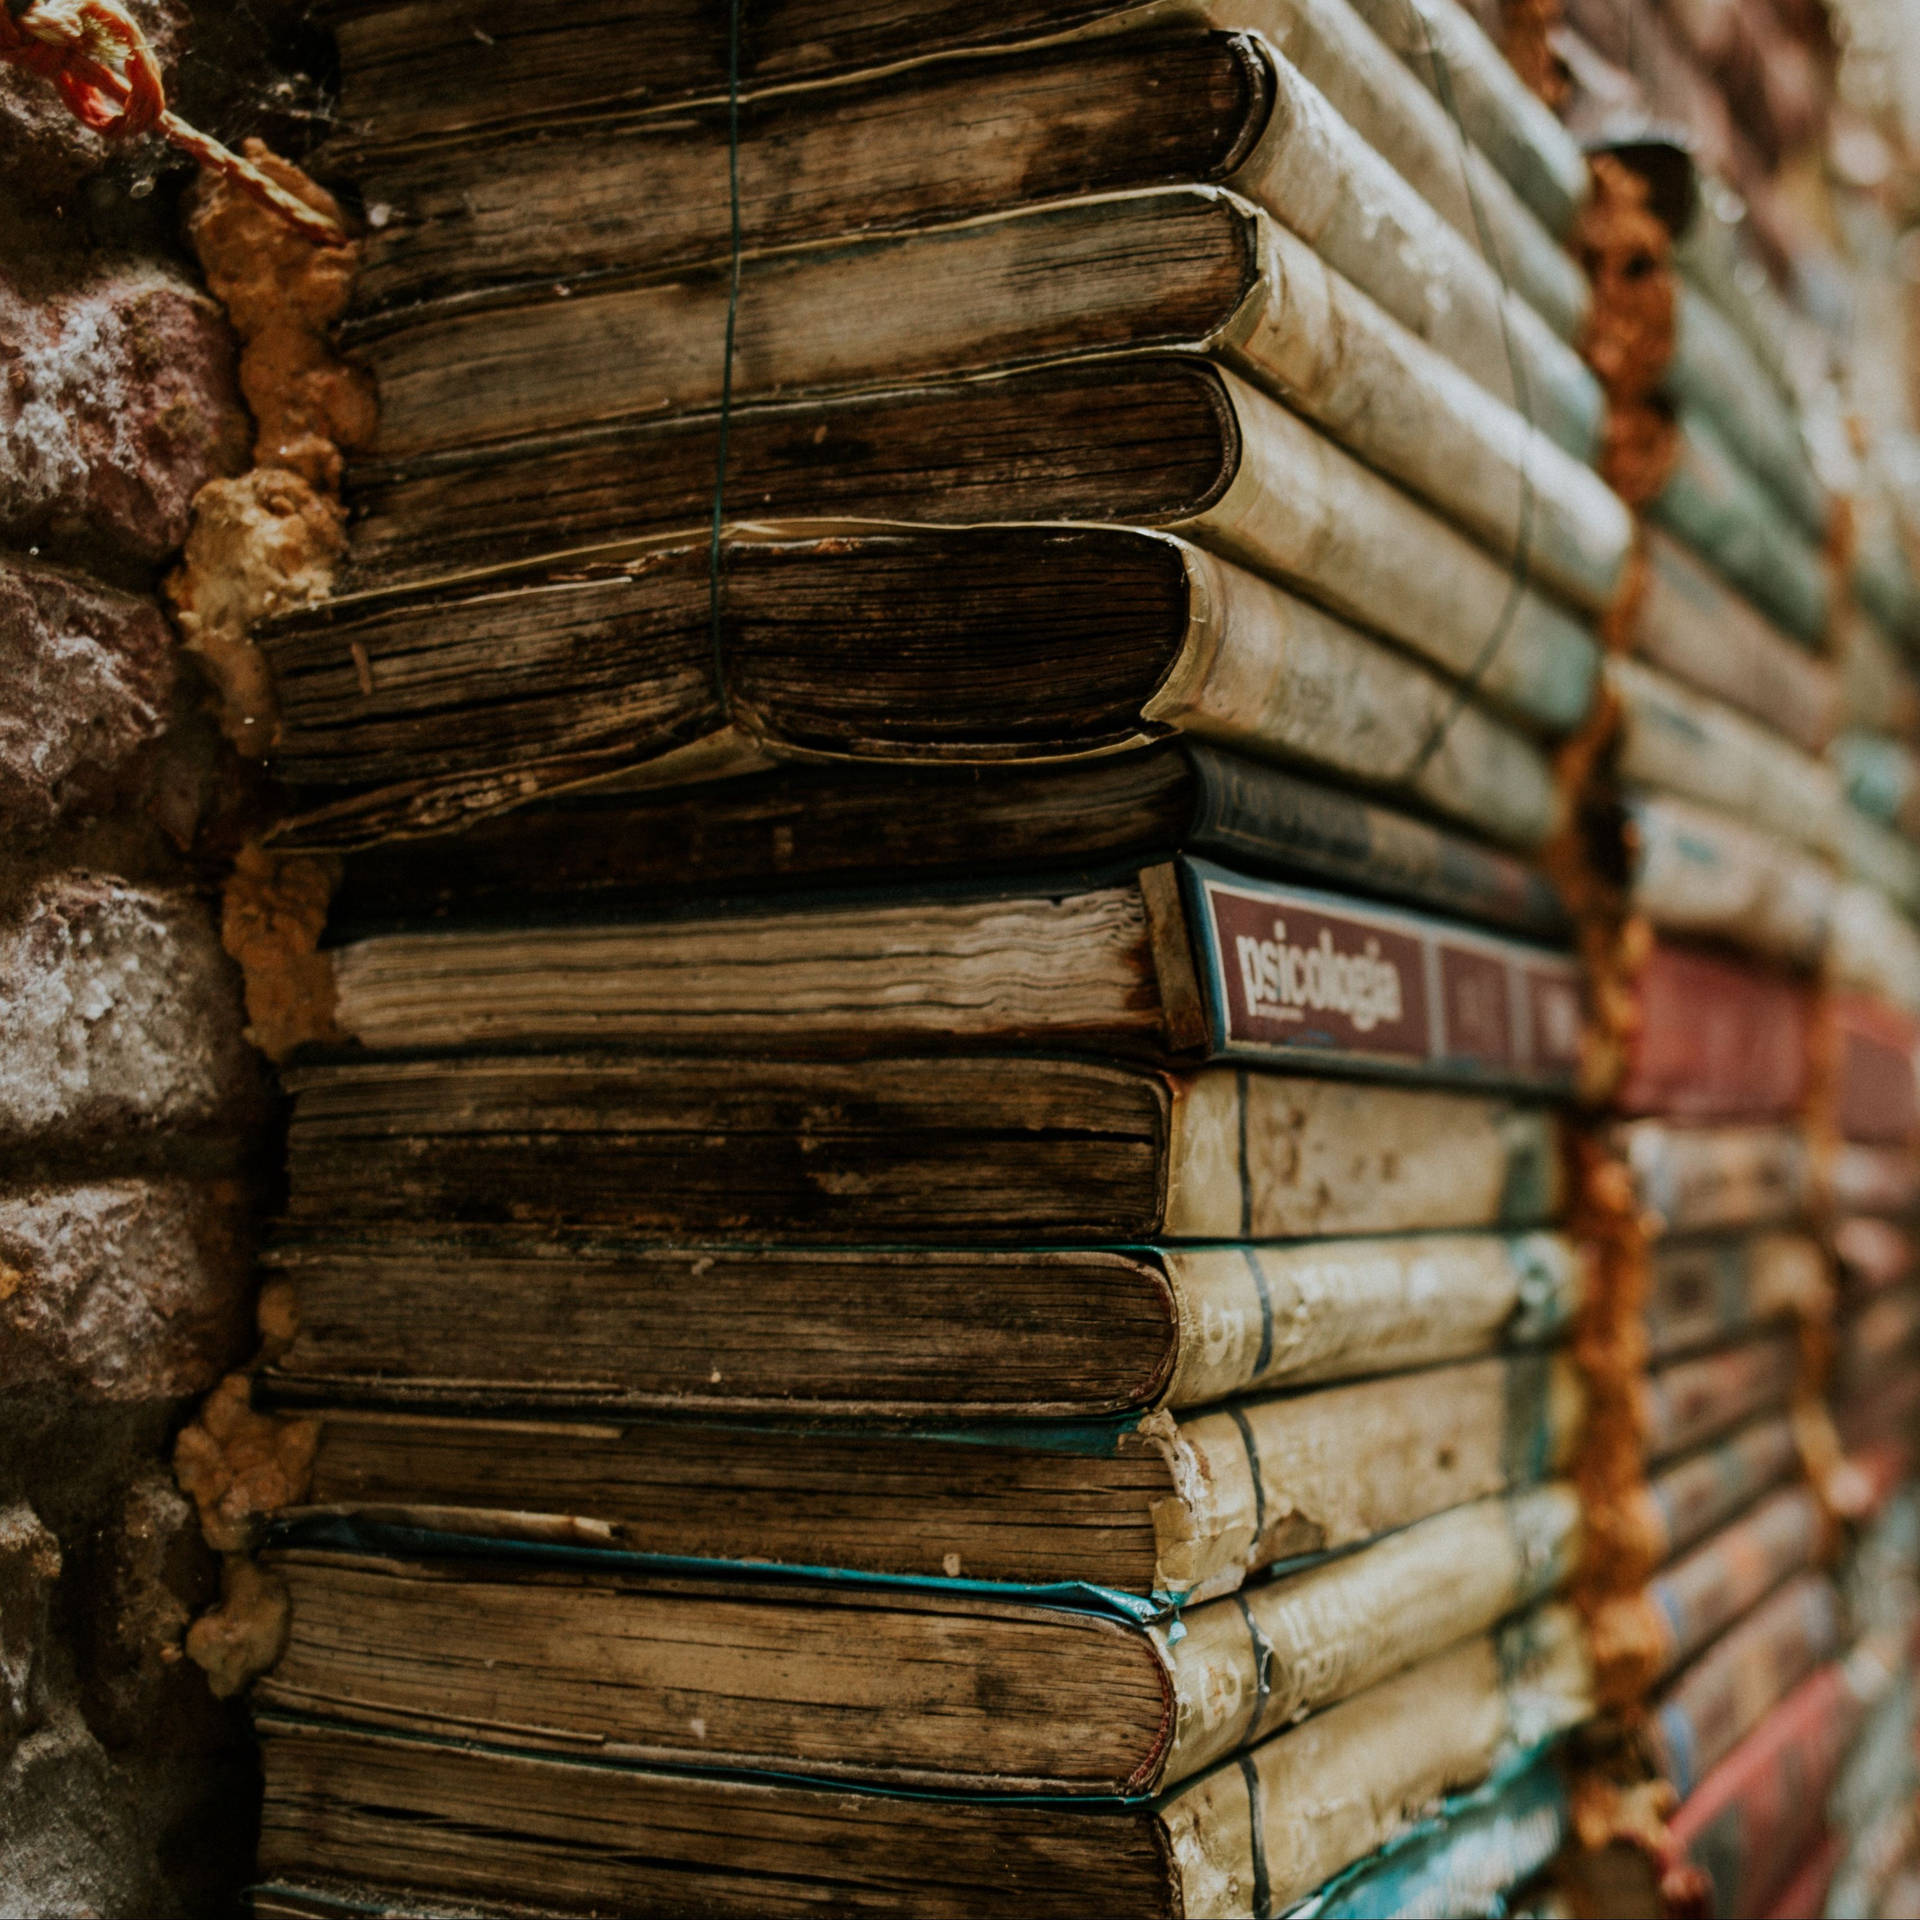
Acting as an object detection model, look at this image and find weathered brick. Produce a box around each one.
[0,1181,250,1401]
[0,1503,59,1755]
[0,560,176,837]
[0,874,258,1151]
[0,256,247,571]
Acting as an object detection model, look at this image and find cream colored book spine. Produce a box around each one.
[1164,1067,1563,1240]
[1143,1350,1583,1597]
[1627,790,1838,967]
[1153,542,1565,848]
[1340,0,1589,236]
[1160,1231,1580,1403]
[1632,529,1839,755]
[1178,370,1599,732]
[1222,45,1600,457]
[1155,1484,1580,1783]
[1161,1605,1594,1915]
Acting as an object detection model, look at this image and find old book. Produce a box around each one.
[281,1052,1565,1245]
[258,1485,1579,1795]
[1648,1573,1842,1797]
[1831,995,1920,1147]
[1834,731,1920,839]
[1834,1216,1916,1301]
[1644,1232,1827,1361]
[1837,604,1920,739]
[290,1349,1584,1596]
[341,360,1603,735]
[253,1609,1593,1918]
[1649,409,1832,649]
[343,29,1602,460]
[265,526,1566,851]
[1591,1484,1826,1702]
[1633,1417,1802,1571]
[1828,883,1920,1015]
[1642,1335,1800,1465]
[344,186,1630,602]
[258,1228,1582,1420]
[1341,0,1587,236]
[1292,1746,1572,1920]
[1609,655,1846,862]
[321,742,1571,941]
[1631,531,1838,756]
[317,862,1585,1092]
[1825,1142,1920,1218]
[1613,1118,1809,1237]
[1660,1661,1868,1920]
[1834,1290,1920,1402]
[1627,791,1837,969]
[1839,804,1920,919]
[1666,286,1827,542]
[318,0,1593,368]
[1614,942,1812,1123]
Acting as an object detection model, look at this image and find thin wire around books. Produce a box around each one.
[1394,0,1543,790]
[708,0,745,708]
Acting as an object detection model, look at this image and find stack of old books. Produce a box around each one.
[228,0,1646,1913]
[1514,0,1920,1904]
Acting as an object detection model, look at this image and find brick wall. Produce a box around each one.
[0,8,316,1907]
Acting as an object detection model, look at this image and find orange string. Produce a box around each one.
[0,0,346,245]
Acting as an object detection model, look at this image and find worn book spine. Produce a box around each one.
[1158,1485,1579,1782]
[1648,1573,1842,1797]
[1632,531,1839,755]
[258,1228,1579,1419]
[351,190,1631,615]
[1287,1744,1572,1920]
[1837,603,1920,737]
[298,1351,1581,1598]
[1626,791,1837,970]
[1636,1416,1801,1571]
[1640,1335,1800,1464]
[1226,209,1629,610]
[1340,0,1588,236]
[1666,286,1827,541]
[311,746,1569,944]
[1159,1230,1578,1403]
[266,528,1569,854]
[1613,1117,1810,1237]
[1179,373,1599,732]
[1648,409,1833,648]
[1183,746,1569,934]
[1643,1231,1828,1361]
[1834,732,1920,839]
[1160,1607,1593,1915]
[1834,1289,1920,1399]
[1661,1661,1866,1920]
[1182,0,1588,341]
[1596,1486,1827,1701]
[1824,1142,1920,1218]
[1163,1067,1565,1239]
[1163,544,1565,848]
[282,1053,1565,1244]
[1227,46,1601,456]
[1838,804,1920,919]
[1142,1349,1582,1596]
[1830,995,1920,1147]
[1615,943,1813,1124]
[1609,655,1846,862]
[320,859,1585,1091]
[1178,861,1583,1088]
[1829,883,1920,1015]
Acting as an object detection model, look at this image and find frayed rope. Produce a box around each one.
[0,0,346,245]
